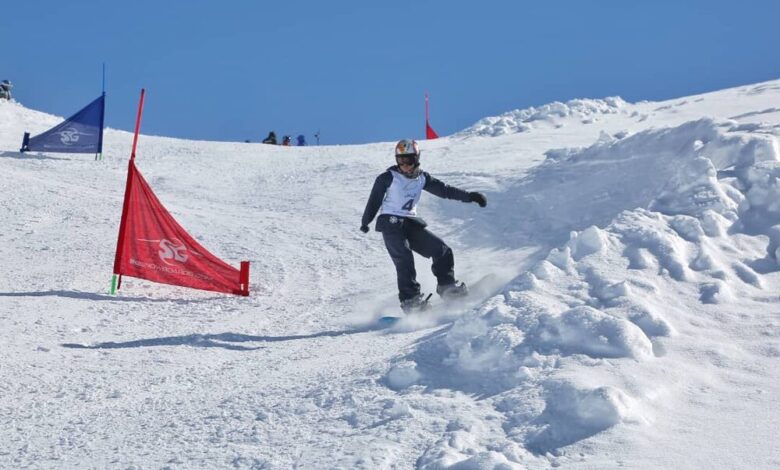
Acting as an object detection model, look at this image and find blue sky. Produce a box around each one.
[4,1,780,145]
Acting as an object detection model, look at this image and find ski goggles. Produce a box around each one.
[395,155,417,166]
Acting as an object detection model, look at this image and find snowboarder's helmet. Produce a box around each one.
[395,139,419,157]
[395,139,420,167]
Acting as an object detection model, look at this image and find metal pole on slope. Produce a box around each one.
[425,92,430,125]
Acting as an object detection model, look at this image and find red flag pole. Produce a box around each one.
[129,89,146,162]
[111,89,146,294]
[425,92,439,140]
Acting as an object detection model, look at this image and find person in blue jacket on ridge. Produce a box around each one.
[360,139,487,313]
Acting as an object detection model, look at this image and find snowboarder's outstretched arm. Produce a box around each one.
[423,173,487,207]
[361,171,393,230]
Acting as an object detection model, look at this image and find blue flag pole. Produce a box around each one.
[96,64,106,161]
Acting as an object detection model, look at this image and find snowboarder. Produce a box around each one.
[282,135,291,146]
[360,139,487,313]
[262,131,277,145]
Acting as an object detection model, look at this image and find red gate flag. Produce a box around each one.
[112,89,249,296]
[425,92,439,140]
[113,161,249,295]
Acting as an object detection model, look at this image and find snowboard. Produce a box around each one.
[377,273,499,327]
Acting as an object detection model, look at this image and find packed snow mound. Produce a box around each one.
[392,114,780,467]
[504,117,778,244]
[529,305,655,360]
[458,97,627,137]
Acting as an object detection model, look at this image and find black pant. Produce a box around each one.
[382,219,456,301]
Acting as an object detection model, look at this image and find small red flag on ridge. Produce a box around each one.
[426,121,439,140]
[113,160,250,296]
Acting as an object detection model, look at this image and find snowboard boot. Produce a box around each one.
[400,293,431,313]
[436,280,468,299]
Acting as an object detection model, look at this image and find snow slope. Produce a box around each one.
[1,80,780,469]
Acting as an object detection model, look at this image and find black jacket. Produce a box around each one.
[361,166,471,232]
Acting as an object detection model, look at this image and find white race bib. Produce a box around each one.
[380,170,426,217]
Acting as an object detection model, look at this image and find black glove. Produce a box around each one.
[469,192,487,208]
[360,225,370,233]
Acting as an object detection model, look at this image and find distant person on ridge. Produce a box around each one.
[296,134,306,146]
[360,139,487,313]
[282,135,291,146]
[262,131,277,145]
[0,80,12,101]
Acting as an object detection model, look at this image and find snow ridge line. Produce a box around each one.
[457,97,628,137]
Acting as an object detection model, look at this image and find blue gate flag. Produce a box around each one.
[21,93,105,154]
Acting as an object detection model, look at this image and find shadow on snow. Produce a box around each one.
[0,290,222,303]
[0,150,71,161]
[61,328,382,351]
